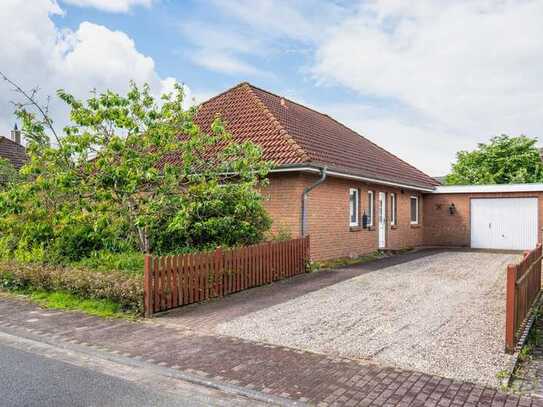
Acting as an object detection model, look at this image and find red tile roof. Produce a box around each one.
[194,82,439,190]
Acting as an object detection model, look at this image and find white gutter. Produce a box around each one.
[270,166,436,192]
[433,184,543,194]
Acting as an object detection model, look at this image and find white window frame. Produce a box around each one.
[390,193,397,226]
[410,195,419,224]
[349,188,359,227]
[367,190,374,227]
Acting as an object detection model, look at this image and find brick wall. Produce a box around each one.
[423,192,543,246]
[263,172,425,260]
[264,174,543,258]
[261,173,305,239]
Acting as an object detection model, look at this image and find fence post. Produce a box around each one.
[505,263,517,353]
[144,254,153,318]
[306,235,311,269]
[215,247,223,297]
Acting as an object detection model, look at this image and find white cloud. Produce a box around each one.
[0,0,180,137]
[61,0,153,13]
[190,49,268,77]
[210,0,345,42]
[312,0,543,174]
[181,1,346,77]
[180,20,271,76]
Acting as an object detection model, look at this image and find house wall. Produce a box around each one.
[264,174,543,258]
[423,192,543,247]
[263,172,425,260]
[261,173,305,239]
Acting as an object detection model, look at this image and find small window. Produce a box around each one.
[410,195,419,224]
[349,188,359,227]
[390,193,397,225]
[367,191,374,226]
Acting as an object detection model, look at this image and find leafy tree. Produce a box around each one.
[0,159,20,190]
[0,73,271,262]
[445,135,543,185]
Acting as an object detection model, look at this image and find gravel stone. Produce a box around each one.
[217,251,518,387]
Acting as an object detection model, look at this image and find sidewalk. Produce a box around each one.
[0,295,538,407]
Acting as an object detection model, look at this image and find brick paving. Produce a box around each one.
[0,295,540,406]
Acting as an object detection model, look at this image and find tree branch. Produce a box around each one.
[0,71,62,146]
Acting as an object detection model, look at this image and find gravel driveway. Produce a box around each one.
[217,250,519,386]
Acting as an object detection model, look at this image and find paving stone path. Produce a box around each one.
[0,295,539,406]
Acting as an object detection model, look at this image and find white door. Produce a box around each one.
[470,198,538,250]
[378,192,386,249]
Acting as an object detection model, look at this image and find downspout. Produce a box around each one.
[301,166,327,237]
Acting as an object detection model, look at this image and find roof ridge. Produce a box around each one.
[246,83,435,185]
[242,83,310,163]
[197,81,249,108]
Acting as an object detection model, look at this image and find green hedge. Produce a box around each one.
[0,261,143,314]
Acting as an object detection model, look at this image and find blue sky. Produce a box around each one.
[2,0,543,175]
[52,0,354,104]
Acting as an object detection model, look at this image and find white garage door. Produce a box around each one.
[470,198,538,250]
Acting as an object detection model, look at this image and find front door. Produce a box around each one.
[378,192,386,249]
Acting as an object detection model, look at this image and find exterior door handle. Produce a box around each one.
[489,222,492,229]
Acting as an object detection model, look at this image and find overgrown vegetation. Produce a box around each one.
[0,261,143,314]
[0,73,272,314]
[310,251,387,271]
[446,135,543,185]
[507,308,543,391]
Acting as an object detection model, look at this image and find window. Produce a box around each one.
[367,191,374,226]
[390,193,397,225]
[410,195,419,224]
[349,188,359,227]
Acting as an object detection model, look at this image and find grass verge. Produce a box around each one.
[1,289,137,319]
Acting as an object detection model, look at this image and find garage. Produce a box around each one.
[425,184,543,251]
[471,197,538,250]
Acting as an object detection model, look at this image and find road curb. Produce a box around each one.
[0,322,302,407]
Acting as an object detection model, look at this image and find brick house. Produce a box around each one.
[0,125,26,169]
[196,82,543,260]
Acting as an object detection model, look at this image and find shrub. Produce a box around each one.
[73,251,144,275]
[0,261,143,314]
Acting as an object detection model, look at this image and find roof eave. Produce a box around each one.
[270,164,437,193]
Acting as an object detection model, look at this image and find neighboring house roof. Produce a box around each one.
[0,136,26,169]
[432,176,446,185]
[194,82,439,190]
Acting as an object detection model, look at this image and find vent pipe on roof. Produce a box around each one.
[10,123,21,144]
[301,166,327,237]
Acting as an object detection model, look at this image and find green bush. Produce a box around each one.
[0,261,143,314]
[73,251,144,275]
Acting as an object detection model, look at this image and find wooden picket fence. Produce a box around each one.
[505,243,543,353]
[144,236,310,317]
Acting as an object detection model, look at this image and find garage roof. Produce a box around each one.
[433,184,543,194]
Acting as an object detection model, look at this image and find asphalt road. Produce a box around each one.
[0,343,199,407]
[0,324,268,407]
